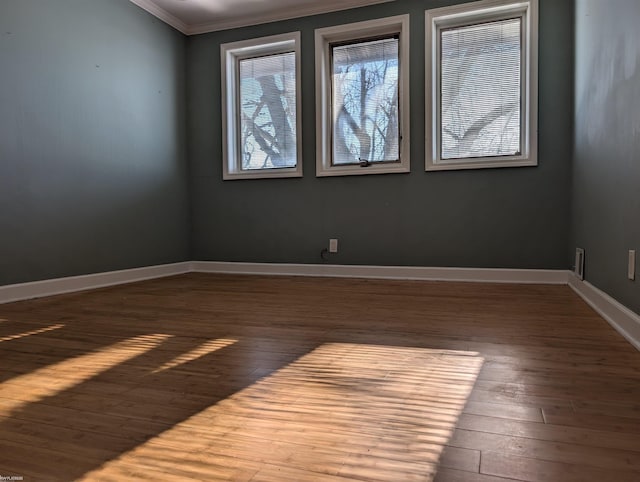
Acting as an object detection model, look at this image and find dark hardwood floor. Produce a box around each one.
[0,273,639,481]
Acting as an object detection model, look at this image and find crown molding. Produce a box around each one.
[130,0,394,36]
[129,0,189,34]
[187,0,394,35]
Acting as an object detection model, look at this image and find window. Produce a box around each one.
[221,32,302,180]
[315,16,410,177]
[425,0,538,171]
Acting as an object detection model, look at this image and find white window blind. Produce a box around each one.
[331,37,399,165]
[440,18,521,160]
[239,52,297,170]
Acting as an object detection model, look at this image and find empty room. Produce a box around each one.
[1,0,639,480]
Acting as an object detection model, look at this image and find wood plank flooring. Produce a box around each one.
[0,273,638,481]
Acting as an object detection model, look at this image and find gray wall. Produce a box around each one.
[0,0,190,285]
[188,0,574,269]
[572,0,640,313]
[0,0,578,287]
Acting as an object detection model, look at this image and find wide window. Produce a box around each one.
[221,32,302,180]
[315,16,410,177]
[425,0,538,171]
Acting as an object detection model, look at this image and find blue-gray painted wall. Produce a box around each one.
[0,1,583,287]
[3,0,636,330]
[0,0,190,285]
[187,0,574,269]
[573,0,640,314]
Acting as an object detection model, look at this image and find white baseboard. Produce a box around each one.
[0,262,191,305]
[191,261,570,284]
[4,262,636,352]
[568,274,640,351]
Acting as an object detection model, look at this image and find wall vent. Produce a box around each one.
[575,248,585,280]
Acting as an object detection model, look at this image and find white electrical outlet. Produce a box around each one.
[329,238,338,253]
[629,250,636,281]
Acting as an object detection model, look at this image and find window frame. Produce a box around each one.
[315,15,410,177]
[221,32,302,180]
[425,0,538,171]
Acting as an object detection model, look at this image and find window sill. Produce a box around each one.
[316,162,410,178]
[223,168,303,181]
[425,156,537,172]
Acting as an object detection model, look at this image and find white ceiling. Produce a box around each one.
[129,0,395,35]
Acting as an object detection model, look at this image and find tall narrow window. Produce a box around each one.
[316,16,410,177]
[425,0,538,171]
[441,18,521,160]
[221,32,302,180]
[239,52,297,170]
[331,37,400,166]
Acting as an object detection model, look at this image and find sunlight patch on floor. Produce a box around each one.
[151,338,237,374]
[0,323,65,343]
[83,344,484,481]
[0,334,171,417]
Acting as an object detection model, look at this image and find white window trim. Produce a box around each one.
[425,0,538,171]
[315,15,410,177]
[221,32,302,180]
